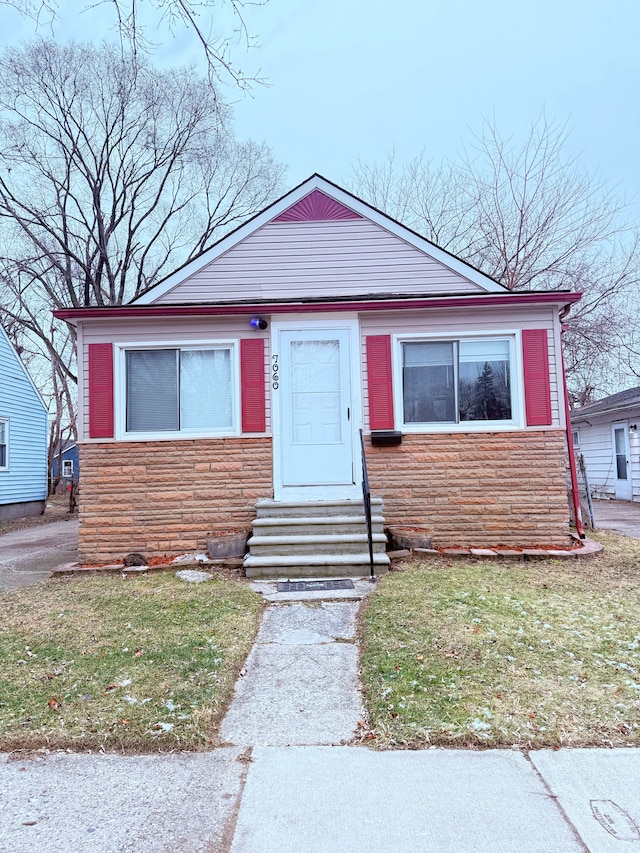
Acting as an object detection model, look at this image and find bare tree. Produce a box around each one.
[0,0,266,89]
[350,117,640,401]
[0,40,283,445]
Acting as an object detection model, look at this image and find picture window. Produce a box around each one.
[401,338,513,426]
[125,347,233,434]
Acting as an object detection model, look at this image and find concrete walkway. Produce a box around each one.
[219,600,365,746]
[2,579,640,852]
[592,499,640,538]
[0,519,78,590]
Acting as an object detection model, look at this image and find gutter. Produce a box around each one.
[571,399,640,422]
[54,291,582,323]
[561,325,585,538]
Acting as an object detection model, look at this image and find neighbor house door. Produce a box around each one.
[612,422,632,500]
[273,323,359,500]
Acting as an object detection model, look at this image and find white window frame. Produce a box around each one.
[0,417,8,470]
[393,331,524,433]
[572,428,580,448]
[62,459,74,477]
[115,340,240,441]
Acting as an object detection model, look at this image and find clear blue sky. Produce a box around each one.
[1,0,639,218]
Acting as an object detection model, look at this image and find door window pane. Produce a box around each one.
[403,342,455,423]
[127,350,179,431]
[614,428,628,479]
[290,340,341,443]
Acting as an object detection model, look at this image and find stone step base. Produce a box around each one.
[255,498,383,519]
[251,515,385,537]
[245,497,389,579]
[247,532,388,557]
[244,552,391,579]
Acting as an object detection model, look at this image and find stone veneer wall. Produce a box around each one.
[366,430,570,548]
[78,438,273,562]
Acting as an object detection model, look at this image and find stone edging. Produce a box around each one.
[410,536,603,561]
[50,538,603,580]
[49,558,243,579]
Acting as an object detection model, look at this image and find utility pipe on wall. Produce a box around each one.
[561,322,586,539]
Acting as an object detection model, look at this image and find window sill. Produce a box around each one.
[117,430,240,442]
[399,421,524,434]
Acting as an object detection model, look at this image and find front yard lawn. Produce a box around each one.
[360,531,640,749]
[0,573,262,752]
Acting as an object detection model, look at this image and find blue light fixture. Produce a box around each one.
[250,317,268,330]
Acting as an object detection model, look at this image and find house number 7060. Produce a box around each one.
[272,354,279,389]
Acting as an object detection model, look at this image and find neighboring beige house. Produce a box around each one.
[56,175,580,568]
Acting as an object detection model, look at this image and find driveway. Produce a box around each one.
[592,499,640,538]
[0,519,78,591]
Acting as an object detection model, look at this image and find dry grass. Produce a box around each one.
[0,573,262,753]
[360,531,640,749]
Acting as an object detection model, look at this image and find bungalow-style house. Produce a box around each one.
[571,387,640,502]
[0,323,48,520]
[55,175,581,572]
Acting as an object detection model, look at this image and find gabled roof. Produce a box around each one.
[52,439,77,455]
[571,386,640,422]
[0,324,48,412]
[132,173,510,305]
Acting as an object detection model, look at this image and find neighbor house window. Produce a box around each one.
[125,347,233,434]
[0,419,7,469]
[572,429,580,448]
[401,338,513,426]
[62,459,74,478]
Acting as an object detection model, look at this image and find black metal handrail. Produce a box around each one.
[359,429,375,582]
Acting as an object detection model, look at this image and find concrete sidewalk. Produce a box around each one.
[3,744,640,851]
[2,579,640,852]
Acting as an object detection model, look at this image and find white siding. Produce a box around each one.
[359,305,562,430]
[154,220,486,304]
[0,327,48,504]
[574,408,640,501]
[80,316,271,440]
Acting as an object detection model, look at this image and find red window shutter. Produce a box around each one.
[366,335,395,430]
[522,329,552,426]
[88,343,114,438]
[241,338,266,433]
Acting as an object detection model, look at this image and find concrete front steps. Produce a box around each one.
[243,498,391,579]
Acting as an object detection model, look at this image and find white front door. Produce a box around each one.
[274,325,358,500]
[612,423,632,500]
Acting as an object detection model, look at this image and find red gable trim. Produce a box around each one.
[273,190,362,222]
[88,343,114,438]
[54,292,581,323]
[240,338,266,433]
[522,329,552,426]
[366,335,395,430]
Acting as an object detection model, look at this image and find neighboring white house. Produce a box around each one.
[571,387,640,502]
[0,324,48,520]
